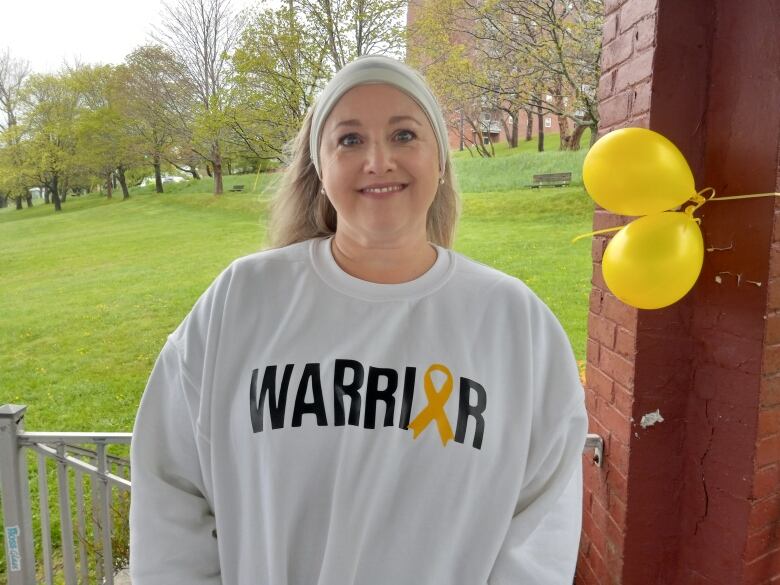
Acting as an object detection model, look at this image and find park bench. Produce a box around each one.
[229,184,245,192]
[527,172,572,188]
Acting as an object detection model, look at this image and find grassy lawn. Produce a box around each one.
[0,145,594,580]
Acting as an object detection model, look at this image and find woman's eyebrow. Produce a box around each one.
[332,115,423,129]
[388,115,423,126]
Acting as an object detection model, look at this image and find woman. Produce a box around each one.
[130,55,588,585]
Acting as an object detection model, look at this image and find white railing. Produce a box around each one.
[1,403,604,585]
[0,405,132,585]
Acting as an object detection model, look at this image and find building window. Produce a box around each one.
[482,132,491,145]
[544,117,552,128]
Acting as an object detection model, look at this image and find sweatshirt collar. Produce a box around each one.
[310,235,454,301]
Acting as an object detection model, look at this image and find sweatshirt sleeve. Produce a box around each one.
[488,299,589,585]
[129,336,221,585]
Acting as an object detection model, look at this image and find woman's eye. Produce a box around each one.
[338,134,361,147]
[395,129,416,142]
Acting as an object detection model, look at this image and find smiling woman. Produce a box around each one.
[129,55,588,585]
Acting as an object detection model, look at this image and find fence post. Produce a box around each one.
[0,404,36,585]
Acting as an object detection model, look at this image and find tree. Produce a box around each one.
[229,4,330,164]
[153,0,243,195]
[462,0,602,149]
[0,124,33,209]
[407,0,502,157]
[409,0,602,152]
[0,48,30,131]
[123,46,195,193]
[69,64,143,200]
[0,48,31,207]
[21,73,81,211]
[296,0,407,71]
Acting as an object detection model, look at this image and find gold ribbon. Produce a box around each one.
[572,189,780,243]
[408,363,455,446]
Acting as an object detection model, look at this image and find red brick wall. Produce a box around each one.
[578,0,657,582]
[747,58,780,585]
[754,208,780,579]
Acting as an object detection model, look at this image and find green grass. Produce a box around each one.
[451,131,591,192]
[0,147,595,581]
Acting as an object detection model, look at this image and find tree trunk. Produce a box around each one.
[558,115,572,150]
[189,166,201,180]
[153,152,164,193]
[51,176,62,212]
[206,164,213,177]
[524,108,533,141]
[226,160,233,175]
[536,101,545,152]
[106,173,113,199]
[43,188,50,204]
[510,112,519,148]
[590,124,599,146]
[0,194,6,208]
[501,115,510,144]
[569,124,588,151]
[212,141,223,195]
[15,196,23,210]
[459,109,465,151]
[25,194,33,207]
[117,165,130,199]
[61,191,67,203]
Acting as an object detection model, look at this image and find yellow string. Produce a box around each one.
[572,190,780,243]
[707,191,780,201]
[571,226,624,244]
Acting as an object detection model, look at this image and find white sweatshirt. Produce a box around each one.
[129,235,588,585]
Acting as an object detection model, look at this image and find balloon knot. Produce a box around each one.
[685,187,715,216]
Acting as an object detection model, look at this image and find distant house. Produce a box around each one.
[445,109,561,151]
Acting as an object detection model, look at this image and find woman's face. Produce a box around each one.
[318,83,440,245]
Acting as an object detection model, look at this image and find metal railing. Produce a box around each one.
[0,405,131,585]
[1,403,605,585]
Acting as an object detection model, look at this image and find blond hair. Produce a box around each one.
[266,107,461,249]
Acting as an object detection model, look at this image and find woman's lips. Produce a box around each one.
[359,184,407,198]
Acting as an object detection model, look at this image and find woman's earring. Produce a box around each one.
[320,187,326,195]
[439,177,445,185]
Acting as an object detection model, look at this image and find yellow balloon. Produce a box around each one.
[602,212,704,309]
[583,128,696,216]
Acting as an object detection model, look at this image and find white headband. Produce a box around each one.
[309,55,449,180]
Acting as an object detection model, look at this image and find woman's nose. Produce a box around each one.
[363,141,395,174]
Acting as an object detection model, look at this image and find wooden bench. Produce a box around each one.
[527,172,572,188]
[229,184,245,192]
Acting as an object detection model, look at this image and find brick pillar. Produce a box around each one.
[578,1,780,584]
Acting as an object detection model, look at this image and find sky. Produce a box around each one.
[3,0,262,74]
